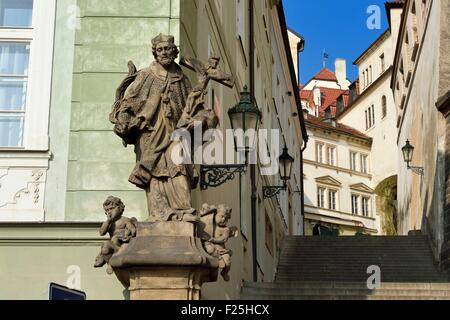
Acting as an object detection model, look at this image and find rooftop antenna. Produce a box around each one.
[323,49,329,68]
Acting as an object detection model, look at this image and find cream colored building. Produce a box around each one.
[302,114,378,236]
[336,3,403,235]
[392,0,449,265]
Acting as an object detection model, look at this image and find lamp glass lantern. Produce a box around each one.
[402,139,414,166]
[279,145,294,183]
[228,85,262,153]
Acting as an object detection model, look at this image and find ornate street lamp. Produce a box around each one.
[228,85,262,153]
[401,140,424,176]
[263,145,295,199]
[200,85,262,190]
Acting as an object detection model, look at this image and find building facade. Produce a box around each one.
[303,115,378,235]
[0,0,307,299]
[392,0,450,265]
[336,3,403,235]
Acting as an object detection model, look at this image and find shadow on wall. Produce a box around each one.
[423,149,446,262]
[375,175,398,235]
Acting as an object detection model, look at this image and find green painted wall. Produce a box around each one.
[66,0,181,221]
[0,224,126,300]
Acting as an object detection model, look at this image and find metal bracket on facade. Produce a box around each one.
[200,164,246,190]
[408,165,424,176]
[263,185,287,199]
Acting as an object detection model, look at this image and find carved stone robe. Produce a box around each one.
[117,61,195,220]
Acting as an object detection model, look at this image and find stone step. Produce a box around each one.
[241,294,450,300]
[243,281,450,290]
[242,288,450,297]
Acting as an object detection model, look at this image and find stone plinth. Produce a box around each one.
[109,221,219,300]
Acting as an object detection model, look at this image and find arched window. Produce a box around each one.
[382,95,387,118]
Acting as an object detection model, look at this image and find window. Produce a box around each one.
[0,42,29,146]
[351,194,359,215]
[372,105,375,125]
[327,145,336,166]
[365,105,375,129]
[382,95,387,118]
[0,0,33,147]
[328,190,337,211]
[362,71,365,88]
[369,66,372,84]
[380,53,385,73]
[350,151,357,171]
[316,142,324,163]
[362,197,370,217]
[0,0,55,150]
[360,154,368,174]
[317,187,325,208]
[0,0,33,27]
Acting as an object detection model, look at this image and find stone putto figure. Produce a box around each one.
[198,204,238,281]
[94,196,137,274]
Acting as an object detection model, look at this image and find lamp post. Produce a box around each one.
[199,85,261,190]
[263,146,295,199]
[401,140,424,176]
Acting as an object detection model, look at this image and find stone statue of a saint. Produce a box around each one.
[100,34,238,297]
[109,34,232,223]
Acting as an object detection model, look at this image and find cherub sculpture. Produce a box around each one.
[177,56,234,130]
[94,196,137,274]
[198,203,238,281]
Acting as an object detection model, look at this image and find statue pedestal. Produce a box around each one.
[109,221,218,300]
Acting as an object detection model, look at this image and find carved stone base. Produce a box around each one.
[109,221,219,300]
[128,267,213,300]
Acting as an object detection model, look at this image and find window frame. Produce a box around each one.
[351,194,360,215]
[315,142,324,164]
[328,189,338,211]
[362,196,371,217]
[360,153,368,174]
[0,0,56,151]
[317,187,326,208]
[326,144,336,166]
[350,151,358,171]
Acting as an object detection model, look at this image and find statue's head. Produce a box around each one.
[103,196,125,220]
[208,56,220,68]
[215,204,231,227]
[151,33,179,67]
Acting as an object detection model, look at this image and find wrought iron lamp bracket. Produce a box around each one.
[408,165,424,176]
[263,185,287,199]
[200,164,247,190]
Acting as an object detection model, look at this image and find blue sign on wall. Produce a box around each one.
[49,283,86,300]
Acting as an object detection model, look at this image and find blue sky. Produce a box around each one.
[283,0,389,84]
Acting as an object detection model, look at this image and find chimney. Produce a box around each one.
[335,58,347,89]
[312,85,321,117]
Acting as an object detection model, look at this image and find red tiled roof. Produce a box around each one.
[313,67,337,81]
[305,115,371,141]
[299,86,348,117]
[318,87,347,115]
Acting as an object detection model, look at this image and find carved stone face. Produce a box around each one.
[155,41,176,67]
[215,210,229,227]
[105,204,123,221]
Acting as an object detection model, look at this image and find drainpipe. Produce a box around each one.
[248,0,258,283]
[300,137,308,235]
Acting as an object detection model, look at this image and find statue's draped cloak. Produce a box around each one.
[121,61,194,190]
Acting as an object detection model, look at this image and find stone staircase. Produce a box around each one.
[241,236,450,300]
